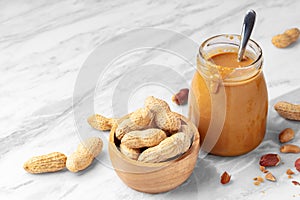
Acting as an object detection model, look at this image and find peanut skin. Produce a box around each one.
[172,88,189,105]
[259,154,281,167]
[23,152,67,174]
[145,96,181,132]
[220,171,231,185]
[279,128,295,143]
[274,101,300,121]
[66,137,103,172]
[295,158,300,172]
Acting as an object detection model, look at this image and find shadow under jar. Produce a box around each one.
[189,34,268,156]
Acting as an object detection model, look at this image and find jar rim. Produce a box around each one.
[198,34,263,71]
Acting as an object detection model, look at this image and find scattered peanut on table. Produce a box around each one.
[259,154,281,167]
[272,28,300,48]
[172,88,189,105]
[23,152,67,174]
[279,128,295,143]
[274,101,300,121]
[292,181,300,186]
[87,114,117,131]
[253,176,264,186]
[280,144,300,153]
[66,137,103,172]
[220,171,231,185]
[265,172,276,182]
[23,137,103,174]
[259,165,269,173]
[253,176,264,182]
[295,158,300,172]
[286,169,295,175]
[253,181,261,186]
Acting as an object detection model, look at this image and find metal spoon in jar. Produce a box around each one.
[237,9,256,62]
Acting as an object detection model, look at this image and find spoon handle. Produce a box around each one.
[237,10,256,62]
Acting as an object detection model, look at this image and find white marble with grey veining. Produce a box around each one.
[1,0,300,199]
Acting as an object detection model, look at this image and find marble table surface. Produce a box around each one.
[1,0,300,199]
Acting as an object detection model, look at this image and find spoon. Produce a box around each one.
[237,10,256,62]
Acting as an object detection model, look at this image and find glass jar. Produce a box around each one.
[189,34,268,156]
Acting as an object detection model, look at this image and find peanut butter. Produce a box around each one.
[190,50,268,156]
[208,52,253,68]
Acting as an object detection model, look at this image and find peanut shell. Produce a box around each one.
[121,128,167,149]
[87,114,116,131]
[138,132,190,163]
[120,144,140,160]
[129,108,154,127]
[274,101,300,121]
[23,152,67,174]
[66,137,103,172]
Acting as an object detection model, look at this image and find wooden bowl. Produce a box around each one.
[108,114,200,194]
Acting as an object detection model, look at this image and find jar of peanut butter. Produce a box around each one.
[189,34,268,156]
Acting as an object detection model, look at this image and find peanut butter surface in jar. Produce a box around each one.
[189,34,268,156]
